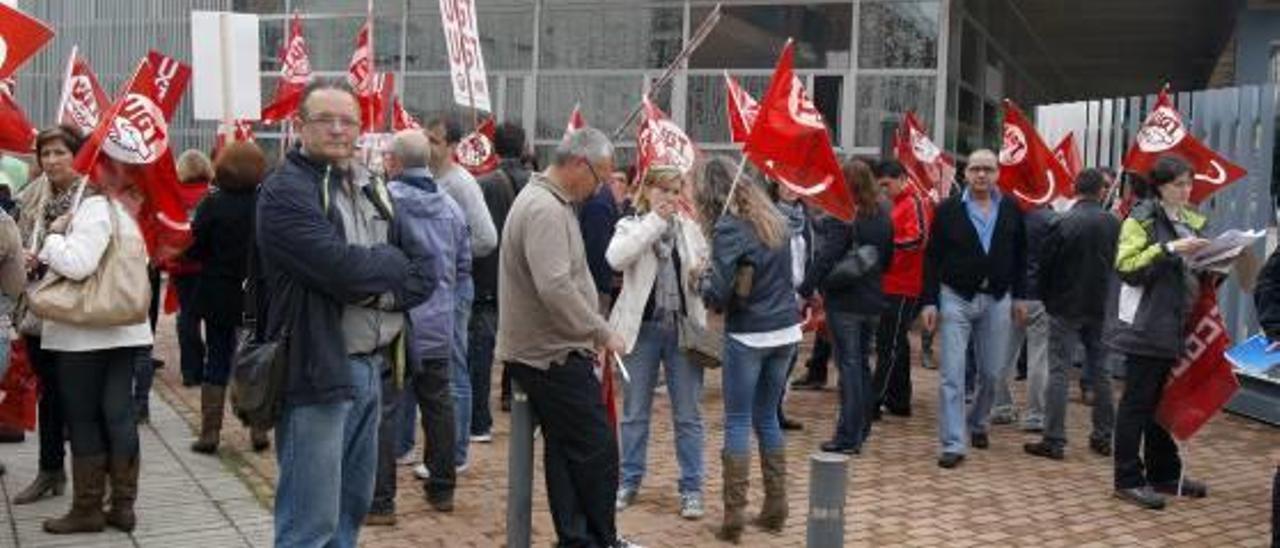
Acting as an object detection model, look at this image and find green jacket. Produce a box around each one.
[1106,199,1207,359]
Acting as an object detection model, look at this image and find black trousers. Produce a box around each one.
[56,347,144,458]
[414,358,456,500]
[26,336,65,472]
[802,336,833,384]
[1113,353,1182,489]
[509,354,618,548]
[873,295,919,413]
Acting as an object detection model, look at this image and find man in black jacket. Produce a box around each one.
[920,149,1027,469]
[1024,169,1120,460]
[257,80,431,547]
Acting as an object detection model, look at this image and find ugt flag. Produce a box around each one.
[893,110,955,203]
[1155,278,1240,440]
[455,117,498,176]
[0,80,34,154]
[261,12,312,124]
[0,4,54,80]
[1123,86,1247,205]
[563,103,587,140]
[56,47,111,137]
[724,73,759,145]
[743,40,853,222]
[998,100,1073,210]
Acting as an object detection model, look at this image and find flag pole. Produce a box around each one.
[54,45,78,126]
[611,3,723,141]
[717,153,750,220]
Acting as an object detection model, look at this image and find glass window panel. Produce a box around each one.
[504,77,524,127]
[686,74,770,144]
[540,7,682,69]
[405,12,448,71]
[401,75,457,120]
[233,0,285,14]
[813,76,842,143]
[259,18,285,73]
[405,7,533,70]
[536,75,644,140]
[858,1,939,69]
[690,5,852,69]
[855,75,935,149]
[960,20,981,87]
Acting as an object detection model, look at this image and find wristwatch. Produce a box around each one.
[1161,241,1173,255]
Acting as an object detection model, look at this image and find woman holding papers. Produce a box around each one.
[607,165,710,520]
[1108,155,1212,510]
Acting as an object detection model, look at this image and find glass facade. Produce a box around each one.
[15,0,973,162]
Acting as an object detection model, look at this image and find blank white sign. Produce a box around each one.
[191,11,261,121]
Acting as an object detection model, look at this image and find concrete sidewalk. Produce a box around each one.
[0,388,272,548]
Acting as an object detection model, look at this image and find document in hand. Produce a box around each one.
[1224,333,1280,381]
[1187,229,1266,271]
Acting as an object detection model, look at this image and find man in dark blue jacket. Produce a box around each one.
[257,80,431,547]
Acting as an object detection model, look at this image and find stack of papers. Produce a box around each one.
[1187,229,1266,272]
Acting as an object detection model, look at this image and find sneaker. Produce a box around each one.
[1114,486,1166,510]
[989,406,1017,425]
[1023,440,1064,460]
[613,535,646,548]
[1021,416,1045,433]
[414,464,430,480]
[456,461,469,474]
[679,492,705,520]
[937,452,965,469]
[396,453,419,466]
[471,432,493,443]
[970,433,990,450]
[615,486,638,511]
[820,440,859,455]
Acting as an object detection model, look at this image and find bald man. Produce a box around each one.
[920,149,1027,469]
[367,130,472,523]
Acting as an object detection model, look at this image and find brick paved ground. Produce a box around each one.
[47,318,1280,546]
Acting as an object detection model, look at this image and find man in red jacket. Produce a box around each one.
[871,159,933,418]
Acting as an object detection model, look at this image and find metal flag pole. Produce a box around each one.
[717,153,750,220]
[610,3,723,141]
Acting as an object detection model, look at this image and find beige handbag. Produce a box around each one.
[28,199,151,327]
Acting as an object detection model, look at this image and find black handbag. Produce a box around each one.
[228,214,292,430]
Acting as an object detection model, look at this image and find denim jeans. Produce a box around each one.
[995,300,1048,421]
[274,354,381,548]
[1044,316,1114,447]
[508,355,618,547]
[721,336,795,456]
[174,274,205,385]
[132,345,155,416]
[451,279,473,467]
[828,311,877,449]
[937,286,1012,455]
[394,380,417,459]
[619,321,705,495]
[468,301,497,436]
[26,336,65,472]
[56,347,144,458]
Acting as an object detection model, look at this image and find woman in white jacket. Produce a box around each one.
[38,189,152,535]
[608,165,710,520]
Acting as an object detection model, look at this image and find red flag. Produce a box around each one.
[73,54,192,262]
[597,352,619,435]
[214,120,255,154]
[724,73,759,145]
[636,97,699,184]
[391,95,421,131]
[0,83,34,154]
[893,111,955,203]
[1054,132,1084,179]
[346,22,380,132]
[365,72,394,133]
[998,100,1073,209]
[261,12,312,124]
[562,103,587,140]
[1124,86,1247,204]
[743,41,854,222]
[0,4,54,80]
[455,117,499,176]
[56,47,111,137]
[0,338,37,431]
[1155,279,1240,440]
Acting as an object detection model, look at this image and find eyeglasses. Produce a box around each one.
[305,115,361,131]
[585,160,606,190]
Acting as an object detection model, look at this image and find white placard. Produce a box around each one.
[191,11,261,121]
[438,0,491,113]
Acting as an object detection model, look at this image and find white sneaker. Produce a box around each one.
[414,464,430,480]
[471,432,493,443]
[396,453,419,466]
[456,461,469,475]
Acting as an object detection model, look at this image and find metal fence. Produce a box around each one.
[1034,84,1278,341]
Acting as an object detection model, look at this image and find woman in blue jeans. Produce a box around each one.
[798,158,894,455]
[607,165,710,520]
[692,156,800,544]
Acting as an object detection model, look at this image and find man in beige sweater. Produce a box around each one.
[496,127,635,548]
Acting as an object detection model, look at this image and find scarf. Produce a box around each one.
[651,219,682,325]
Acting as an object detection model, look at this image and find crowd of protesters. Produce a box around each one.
[0,77,1275,548]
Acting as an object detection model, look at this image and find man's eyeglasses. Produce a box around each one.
[305,115,361,131]
[584,160,606,190]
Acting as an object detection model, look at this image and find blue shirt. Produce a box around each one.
[962,187,1003,254]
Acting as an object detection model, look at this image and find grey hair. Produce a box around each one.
[554,127,614,166]
[389,130,430,169]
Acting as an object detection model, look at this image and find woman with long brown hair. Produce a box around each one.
[692,155,800,543]
[797,158,894,455]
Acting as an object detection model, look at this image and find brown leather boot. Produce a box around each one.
[13,469,67,505]
[105,456,140,532]
[753,449,788,532]
[191,385,226,454]
[250,426,271,452]
[714,452,750,544]
[43,455,107,534]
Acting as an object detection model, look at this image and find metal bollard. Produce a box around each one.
[806,452,849,548]
[506,380,535,548]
